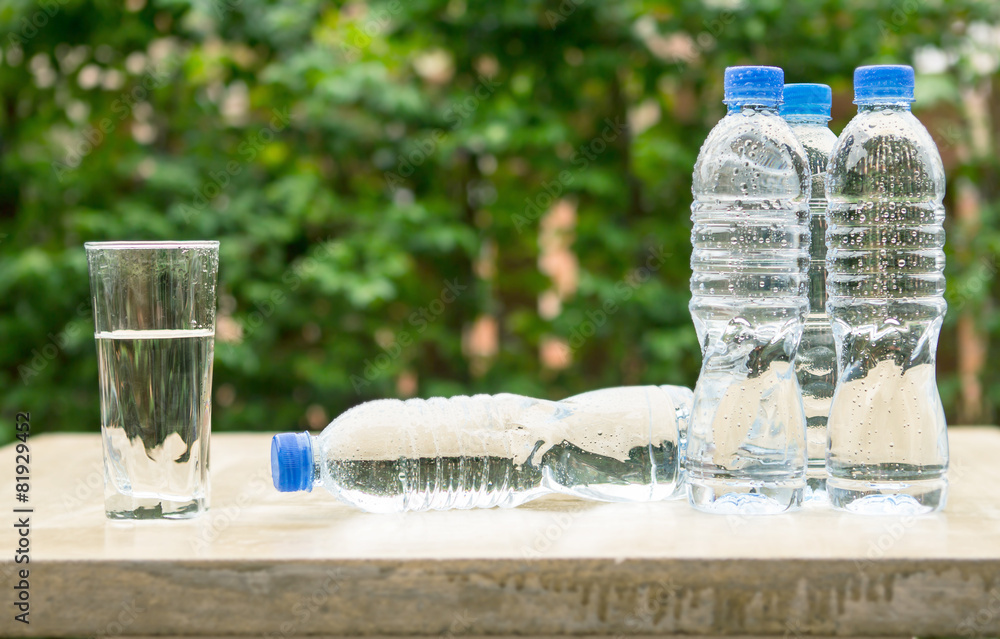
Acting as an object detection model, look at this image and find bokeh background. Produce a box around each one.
[1,0,998,443]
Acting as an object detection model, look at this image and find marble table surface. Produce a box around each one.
[1,429,998,637]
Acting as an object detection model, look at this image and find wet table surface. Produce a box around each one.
[1,429,999,638]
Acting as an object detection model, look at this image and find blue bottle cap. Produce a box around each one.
[271,432,314,492]
[854,65,915,103]
[780,83,832,118]
[724,66,784,108]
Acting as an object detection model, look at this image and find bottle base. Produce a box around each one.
[105,494,206,520]
[687,477,803,515]
[802,473,828,506]
[827,477,947,515]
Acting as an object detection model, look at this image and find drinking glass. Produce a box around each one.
[86,241,219,519]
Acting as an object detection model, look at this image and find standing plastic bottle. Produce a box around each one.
[780,84,839,501]
[687,66,811,515]
[271,385,693,513]
[825,65,948,514]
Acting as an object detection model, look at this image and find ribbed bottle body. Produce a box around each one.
[313,386,693,512]
[318,395,548,513]
[825,103,948,514]
[687,106,811,514]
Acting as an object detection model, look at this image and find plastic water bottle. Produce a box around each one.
[825,65,948,514]
[271,385,693,513]
[780,83,839,500]
[687,66,811,515]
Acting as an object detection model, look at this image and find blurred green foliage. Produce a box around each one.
[1,0,999,442]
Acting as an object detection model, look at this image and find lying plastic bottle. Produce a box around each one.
[271,385,693,513]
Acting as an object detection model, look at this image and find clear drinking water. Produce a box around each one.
[825,65,948,514]
[270,385,693,513]
[87,241,219,519]
[97,329,214,517]
[780,84,839,500]
[687,67,811,514]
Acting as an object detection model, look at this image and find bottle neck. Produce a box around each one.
[726,103,779,115]
[310,436,321,490]
[857,101,912,113]
[783,114,830,126]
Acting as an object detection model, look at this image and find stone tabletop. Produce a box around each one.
[1,429,999,637]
